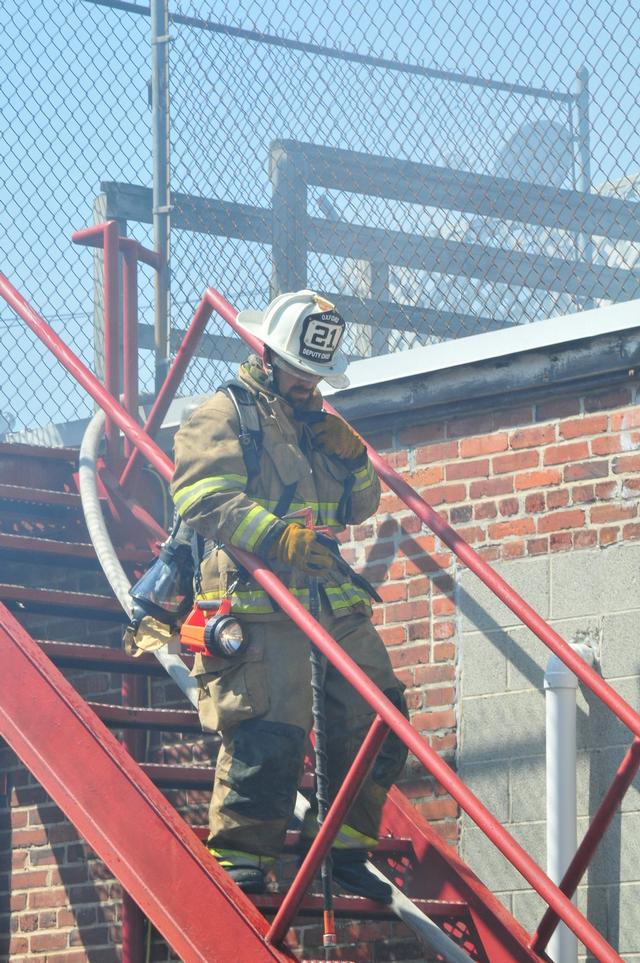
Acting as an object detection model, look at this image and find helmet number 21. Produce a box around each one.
[309,321,340,349]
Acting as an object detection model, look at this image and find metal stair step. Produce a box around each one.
[0,442,79,464]
[253,892,469,922]
[0,445,80,492]
[189,825,414,859]
[0,583,124,619]
[88,701,202,732]
[38,639,187,675]
[0,483,86,509]
[0,531,148,564]
[140,766,316,793]
[139,763,215,789]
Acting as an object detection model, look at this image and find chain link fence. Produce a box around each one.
[1,0,638,441]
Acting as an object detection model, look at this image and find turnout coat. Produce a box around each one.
[171,359,381,638]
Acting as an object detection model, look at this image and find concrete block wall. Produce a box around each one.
[458,546,640,961]
[341,376,640,957]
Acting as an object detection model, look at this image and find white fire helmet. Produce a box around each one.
[236,290,350,388]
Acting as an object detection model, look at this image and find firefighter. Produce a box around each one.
[171,290,408,900]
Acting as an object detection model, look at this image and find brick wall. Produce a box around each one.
[342,378,640,851]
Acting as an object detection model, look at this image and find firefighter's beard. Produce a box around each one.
[284,384,315,408]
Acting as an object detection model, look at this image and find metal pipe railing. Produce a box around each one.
[205,285,640,962]
[267,715,390,945]
[0,273,174,482]
[122,246,140,459]
[75,221,211,493]
[73,223,164,468]
[103,220,120,461]
[0,275,630,962]
[225,544,621,963]
[532,737,640,953]
[360,447,640,741]
[118,294,215,492]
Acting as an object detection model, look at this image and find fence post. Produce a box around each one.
[150,0,172,393]
[574,65,593,310]
[270,142,308,297]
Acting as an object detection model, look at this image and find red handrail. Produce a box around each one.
[207,285,639,958]
[531,737,640,953]
[118,293,216,491]
[0,273,174,481]
[0,274,630,962]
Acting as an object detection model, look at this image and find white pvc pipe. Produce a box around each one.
[544,643,595,963]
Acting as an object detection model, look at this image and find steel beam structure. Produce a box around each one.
[0,603,296,963]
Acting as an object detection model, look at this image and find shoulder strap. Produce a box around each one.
[221,380,297,518]
[221,380,263,478]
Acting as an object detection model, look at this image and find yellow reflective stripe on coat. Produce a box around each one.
[231,503,278,551]
[199,578,370,615]
[353,461,376,493]
[323,582,370,610]
[254,496,316,519]
[173,473,247,515]
[254,496,344,528]
[199,584,311,615]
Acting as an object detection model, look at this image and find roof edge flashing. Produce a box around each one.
[325,297,640,397]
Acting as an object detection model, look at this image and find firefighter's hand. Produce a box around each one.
[272,524,335,574]
[310,414,366,462]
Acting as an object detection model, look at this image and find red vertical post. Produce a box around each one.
[532,737,640,953]
[121,891,146,963]
[120,234,150,956]
[118,295,215,493]
[267,715,390,946]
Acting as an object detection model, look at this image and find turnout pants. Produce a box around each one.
[196,603,408,857]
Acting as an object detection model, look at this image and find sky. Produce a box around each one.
[0,0,638,432]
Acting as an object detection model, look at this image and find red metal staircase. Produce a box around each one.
[0,443,531,962]
[1,246,637,962]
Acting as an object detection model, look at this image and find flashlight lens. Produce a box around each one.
[217,620,244,657]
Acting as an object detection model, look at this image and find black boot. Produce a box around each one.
[325,848,393,905]
[208,846,269,895]
[297,831,393,905]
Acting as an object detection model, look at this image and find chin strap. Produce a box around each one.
[262,346,277,391]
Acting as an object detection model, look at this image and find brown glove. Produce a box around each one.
[271,524,335,574]
[310,414,366,462]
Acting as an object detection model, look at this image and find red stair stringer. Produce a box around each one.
[0,602,297,963]
[380,787,549,963]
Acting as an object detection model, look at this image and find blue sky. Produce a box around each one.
[1,0,638,431]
